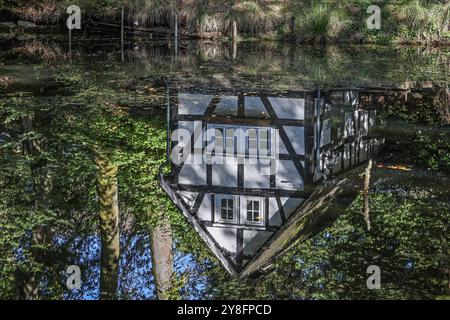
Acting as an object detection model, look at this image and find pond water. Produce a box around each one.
[0,37,449,299]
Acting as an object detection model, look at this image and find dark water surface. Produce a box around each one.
[0,37,449,299]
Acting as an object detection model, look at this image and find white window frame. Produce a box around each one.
[224,127,236,155]
[215,194,238,224]
[257,127,271,157]
[207,124,276,159]
[240,196,265,226]
[208,127,224,155]
[247,128,258,158]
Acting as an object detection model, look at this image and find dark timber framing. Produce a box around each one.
[173,184,312,198]
[160,82,380,276]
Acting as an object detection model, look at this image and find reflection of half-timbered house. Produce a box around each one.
[160,83,384,276]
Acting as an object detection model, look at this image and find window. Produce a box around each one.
[246,128,272,158]
[246,200,261,223]
[258,129,270,157]
[247,129,258,157]
[225,128,235,155]
[214,195,265,227]
[240,196,265,226]
[246,128,273,158]
[215,195,237,223]
[220,198,234,221]
[214,128,224,155]
[208,125,275,159]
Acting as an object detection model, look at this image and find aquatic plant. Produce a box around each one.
[225,0,282,36]
[395,0,450,43]
[9,0,62,24]
[131,0,176,27]
[296,0,350,44]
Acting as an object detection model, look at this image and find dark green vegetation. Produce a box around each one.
[0,38,449,299]
[0,64,171,298]
[209,193,450,299]
[0,0,449,44]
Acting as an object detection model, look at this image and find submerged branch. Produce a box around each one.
[96,156,120,300]
[362,159,373,232]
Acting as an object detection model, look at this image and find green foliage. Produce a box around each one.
[0,87,99,298]
[205,193,450,299]
[1,0,449,43]
[132,0,178,27]
[0,60,165,298]
[394,0,450,42]
[0,35,449,299]
[226,1,280,36]
[296,1,350,44]
[63,0,125,10]
[382,88,450,173]
[414,131,450,173]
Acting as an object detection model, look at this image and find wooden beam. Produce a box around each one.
[202,221,279,232]
[174,184,312,198]
[204,96,221,117]
[240,163,368,278]
[178,115,305,127]
[260,95,306,178]
[236,229,244,268]
[304,99,315,182]
[276,197,286,224]
[238,94,245,118]
[160,175,238,275]
[191,192,205,215]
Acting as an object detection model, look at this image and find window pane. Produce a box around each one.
[215,128,224,150]
[215,127,224,136]
[247,129,258,155]
[219,197,235,222]
[226,128,234,150]
[259,129,270,156]
[221,209,227,220]
[259,139,268,152]
[259,129,268,140]
[245,199,262,223]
